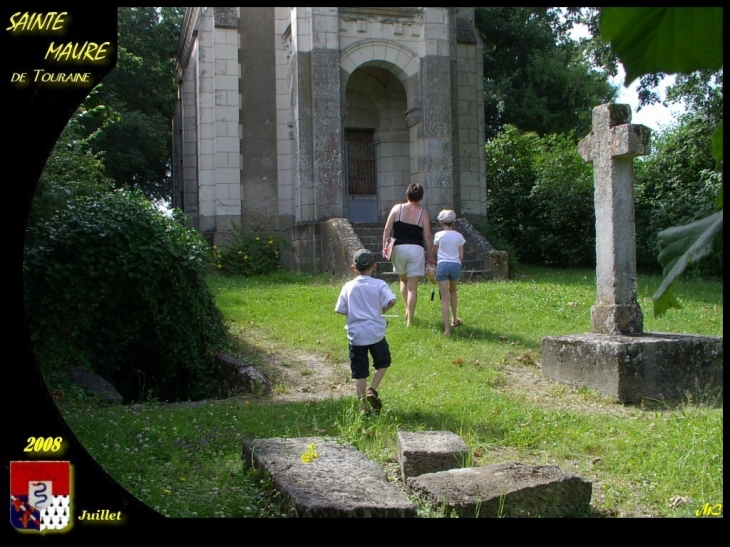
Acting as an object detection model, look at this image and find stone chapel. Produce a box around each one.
[172,7,493,273]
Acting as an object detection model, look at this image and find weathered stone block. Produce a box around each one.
[407,462,592,518]
[542,333,723,403]
[398,431,468,482]
[214,352,272,397]
[67,367,123,404]
[242,437,417,517]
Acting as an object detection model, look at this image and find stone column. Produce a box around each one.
[578,103,651,335]
[291,7,344,222]
[418,7,454,214]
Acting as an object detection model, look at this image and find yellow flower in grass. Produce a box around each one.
[300,442,318,464]
[268,240,273,245]
[217,264,222,269]
[255,237,260,241]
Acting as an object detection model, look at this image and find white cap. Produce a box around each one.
[437,209,456,223]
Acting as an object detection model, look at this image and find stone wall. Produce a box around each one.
[281,218,363,278]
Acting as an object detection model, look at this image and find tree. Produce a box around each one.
[475,7,618,140]
[86,7,185,202]
[634,111,722,276]
[599,7,723,316]
[485,126,595,267]
[25,91,116,250]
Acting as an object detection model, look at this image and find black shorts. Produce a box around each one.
[349,338,391,380]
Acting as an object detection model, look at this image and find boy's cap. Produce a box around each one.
[354,249,375,268]
[437,209,456,223]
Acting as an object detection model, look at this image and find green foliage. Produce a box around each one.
[26,98,116,245]
[90,109,172,201]
[211,228,288,277]
[485,126,595,267]
[475,7,617,139]
[600,8,723,84]
[24,188,228,402]
[634,113,723,275]
[599,7,723,316]
[86,7,185,201]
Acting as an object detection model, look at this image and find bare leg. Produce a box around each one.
[450,280,460,326]
[370,368,387,391]
[355,378,368,412]
[398,274,409,323]
[439,279,451,335]
[405,276,419,326]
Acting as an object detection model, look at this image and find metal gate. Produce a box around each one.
[345,129,377,223]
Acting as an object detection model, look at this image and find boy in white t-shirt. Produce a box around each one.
[433,210,466,336]
[335,249,397,415]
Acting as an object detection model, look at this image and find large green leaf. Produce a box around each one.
[712,121,723,168]
[600,8,723,83]
[653,211,723,316]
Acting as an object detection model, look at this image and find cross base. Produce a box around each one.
[542,333,723,404]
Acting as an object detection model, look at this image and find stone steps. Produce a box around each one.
[241,432,593,518]
[351,221,493,282]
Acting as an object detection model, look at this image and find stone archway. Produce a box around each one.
[342,66,409,223]
[340,40,419,223]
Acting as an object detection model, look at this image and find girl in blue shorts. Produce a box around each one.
[433,210,466,336]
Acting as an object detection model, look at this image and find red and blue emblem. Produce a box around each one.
[10,461,71,532]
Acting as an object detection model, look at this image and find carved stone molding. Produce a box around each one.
[176,7,201,71]
[339,7,423,20]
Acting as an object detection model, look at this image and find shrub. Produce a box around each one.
[530,132,595,267]
[24,188,228,402]
[485,126,595,267]
[212,227,287,277]
[634,112,723,277]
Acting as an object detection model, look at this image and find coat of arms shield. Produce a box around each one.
[10,461,71,532]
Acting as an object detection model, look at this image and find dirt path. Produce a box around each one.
[251,339,638,418]
[261,348,356,403]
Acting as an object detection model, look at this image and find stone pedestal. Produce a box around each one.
[542,333,723,403]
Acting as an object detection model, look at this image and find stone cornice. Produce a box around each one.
[176,7,201,73]
[338,7,423,20]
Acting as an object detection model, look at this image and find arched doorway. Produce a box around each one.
[343,65,410,223]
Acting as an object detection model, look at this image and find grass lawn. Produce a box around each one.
[56,266,723,518]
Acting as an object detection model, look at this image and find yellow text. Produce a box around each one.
[695,503,723,516]
[45,41,110,63]
[6,12,68,32]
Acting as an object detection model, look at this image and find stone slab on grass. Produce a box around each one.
[397,431,468,482]
[68,366,123,404]
[542,332,723,403]
[407,462,592,518]
[242,436,417,518]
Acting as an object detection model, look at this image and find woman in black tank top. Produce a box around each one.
[382,184,434,326]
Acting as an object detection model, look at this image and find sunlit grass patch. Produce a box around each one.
[57,267,722,518]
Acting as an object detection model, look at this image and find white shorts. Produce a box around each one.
[391,244,425,278]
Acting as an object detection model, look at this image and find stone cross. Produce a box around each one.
[578,103,651,335]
